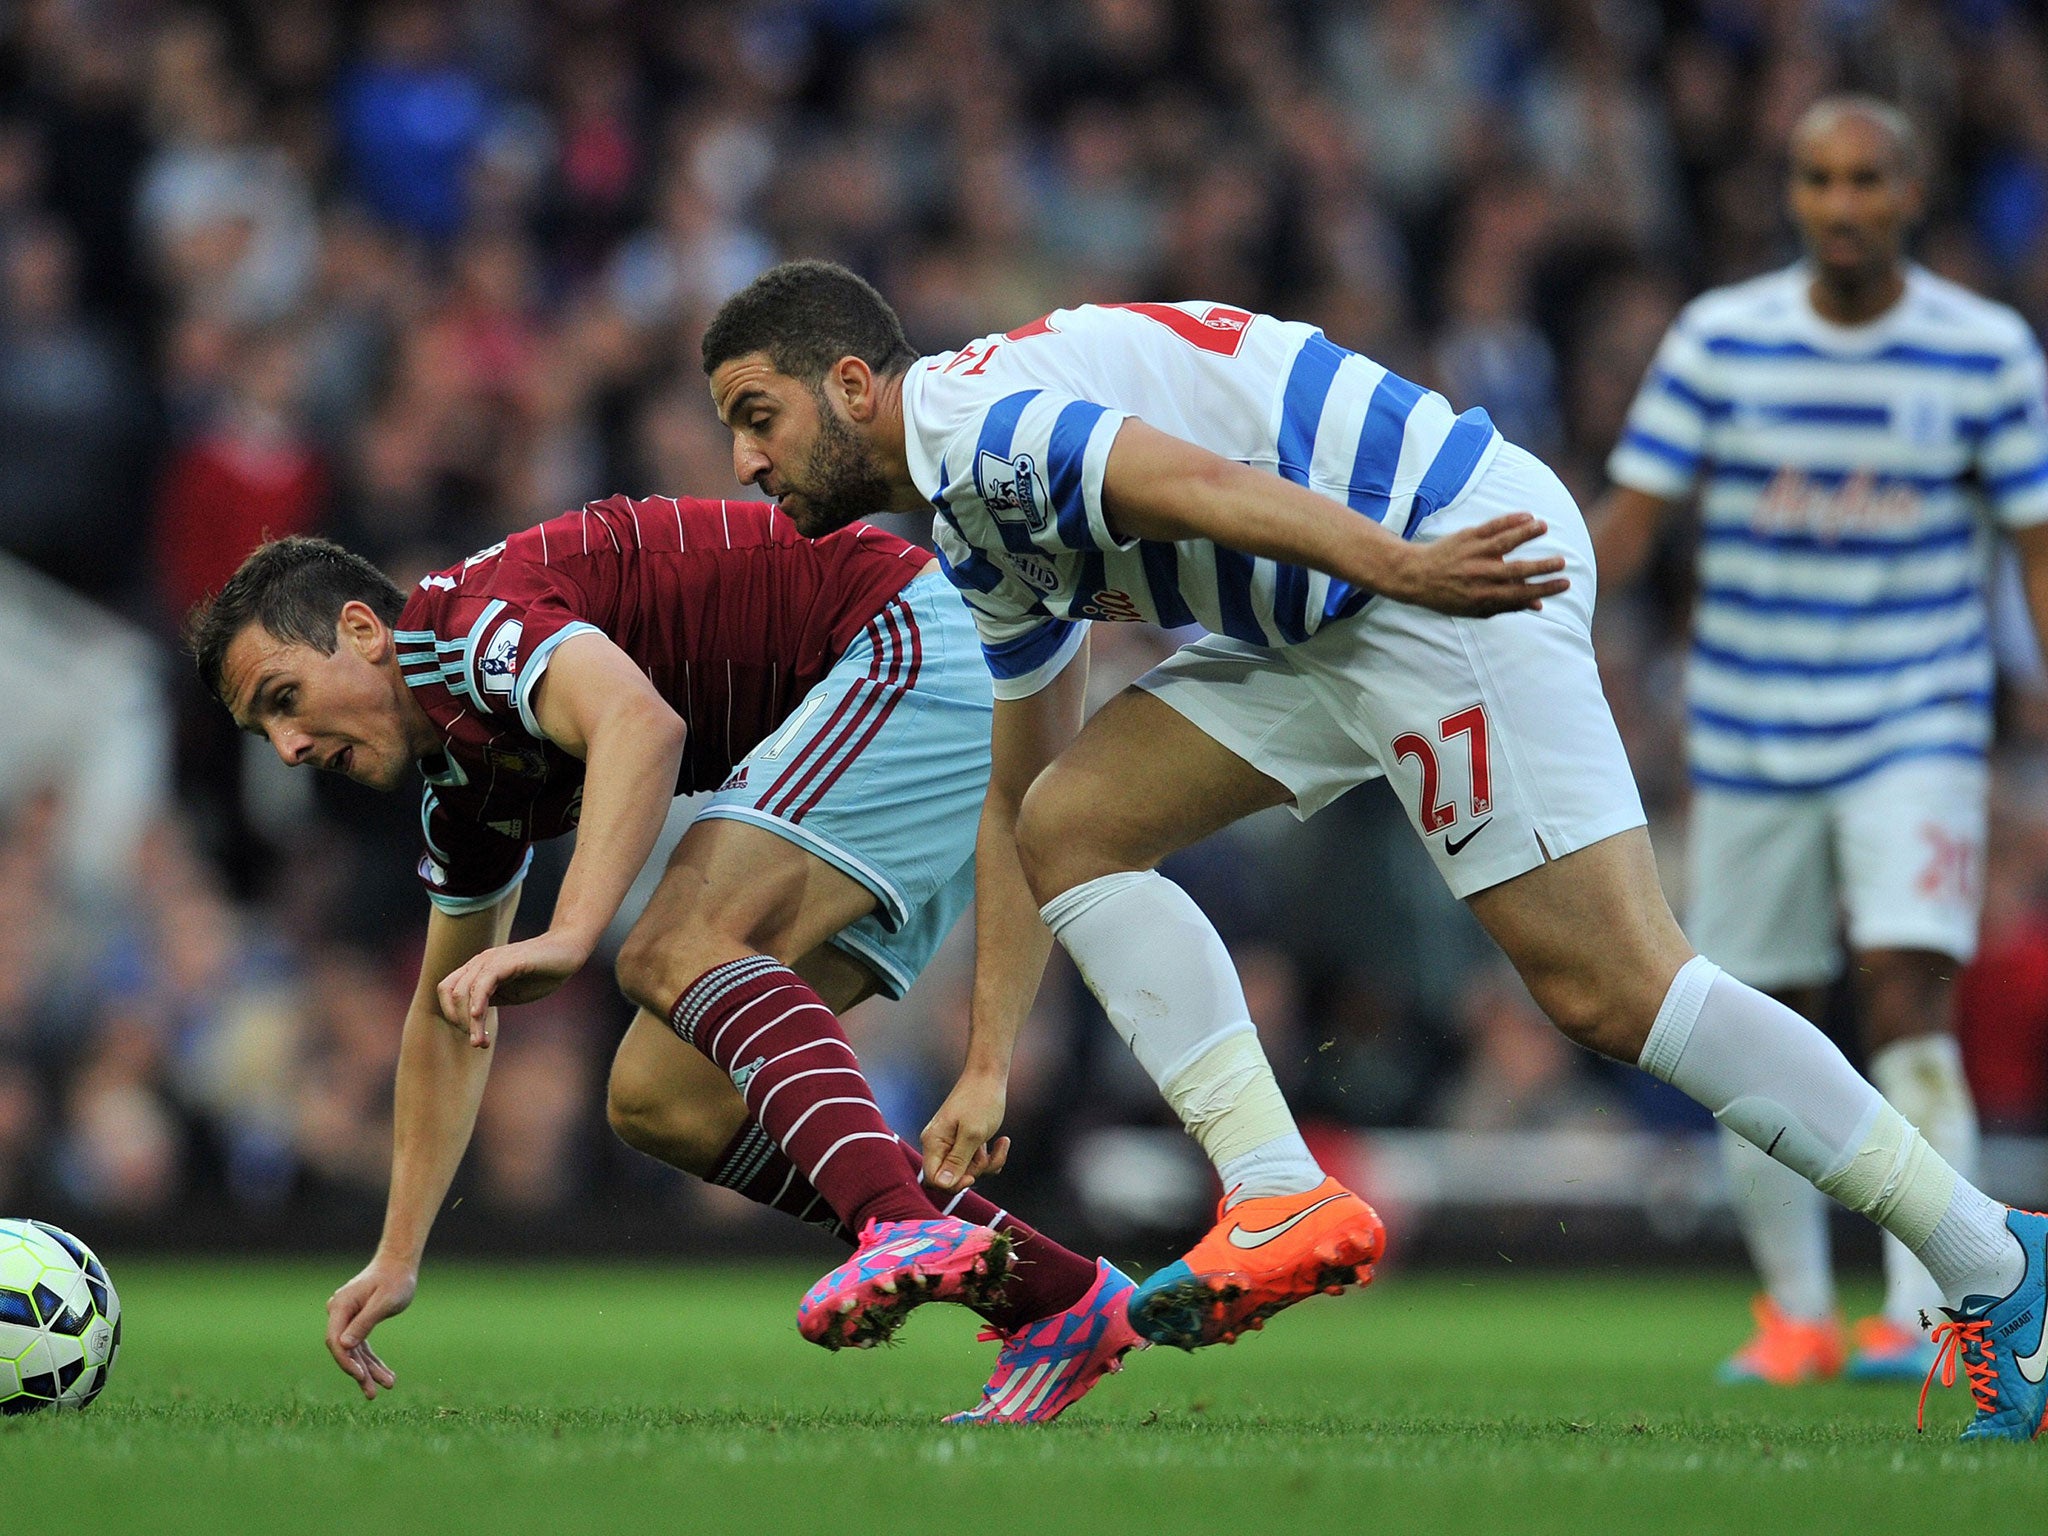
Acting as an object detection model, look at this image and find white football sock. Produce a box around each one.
[1870,1034,1979,1330]
[1639,957,2023,1307]
[1042,871,1323,1204]
[1722,1127,1835,1321]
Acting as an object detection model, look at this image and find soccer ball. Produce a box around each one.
[0,1218,120,1414]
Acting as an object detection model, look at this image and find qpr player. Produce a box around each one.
[1598,98,2048,1389]
[187,499,1143,1426]
[703,260,2048,1441]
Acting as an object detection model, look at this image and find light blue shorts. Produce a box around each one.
[695,570,991,998]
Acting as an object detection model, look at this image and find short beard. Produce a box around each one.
[782,393,894,537]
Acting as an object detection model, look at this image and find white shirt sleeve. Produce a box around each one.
[1978,337,2048,530]
[1607,316,1719,500]
[931,514,1089,697]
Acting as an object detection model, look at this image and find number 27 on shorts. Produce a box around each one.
[1392,705,1492,834]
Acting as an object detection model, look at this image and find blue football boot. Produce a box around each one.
[1918,1208,2048,1442]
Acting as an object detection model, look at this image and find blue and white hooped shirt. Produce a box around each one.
[904,301,1502,697]
[1610,264,2048,793]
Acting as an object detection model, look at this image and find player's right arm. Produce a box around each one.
[1588,485,1679,592]
[324,892,518,1400]
[922,640,1092,1191]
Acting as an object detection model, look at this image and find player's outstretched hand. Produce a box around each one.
[437,931,591,1046]
[1384,513,1570,617]
[326,1257,416,1401]
[921,1072,1012,1193]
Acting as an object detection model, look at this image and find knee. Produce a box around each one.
[615,918,723,1018]
[1521,966,1670,1064]
[1013,785,1063,904]
[604,1059,730,1177]
[612,928,668,1017]
[603,1060,665,1155]
[1016,771,1132,905]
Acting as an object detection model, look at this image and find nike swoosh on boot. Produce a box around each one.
[1226,1194,1348,1249]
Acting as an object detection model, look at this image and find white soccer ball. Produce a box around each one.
[0,1218,120,1414]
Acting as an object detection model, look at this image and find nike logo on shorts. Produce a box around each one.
[1444,818,1493,857]
[1226,1194,1348,1249]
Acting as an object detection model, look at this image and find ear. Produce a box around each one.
[338,600,393,662]
[830,355,880,422]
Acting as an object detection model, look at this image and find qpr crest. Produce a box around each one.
[977,448,1048,535]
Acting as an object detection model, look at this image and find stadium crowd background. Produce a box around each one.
[5,0,2048,1255]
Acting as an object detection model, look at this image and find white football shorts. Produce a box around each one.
[1135,440,1647,900]
[1685,754,1987,990]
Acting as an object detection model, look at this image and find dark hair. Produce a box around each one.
[701,259,917,385]
[186,535,405,702]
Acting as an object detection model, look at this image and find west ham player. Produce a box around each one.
[1597,98,2048,1387]
[186,501,1144,1425]
[703,261,2048,1441]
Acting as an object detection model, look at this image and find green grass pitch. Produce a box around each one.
[5,1260,2037,1534]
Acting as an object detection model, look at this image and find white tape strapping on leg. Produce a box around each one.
[1813,1102,1957,1253]
[1163,1029,1295,1167]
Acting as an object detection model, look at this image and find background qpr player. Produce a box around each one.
[703,260,2048,1441]
[187,498,1142,1425]
[1597,96,2048,1387]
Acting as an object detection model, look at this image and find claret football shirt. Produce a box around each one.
[394,493,929,912]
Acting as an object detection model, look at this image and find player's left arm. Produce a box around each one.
[437,632,687,1033]
[1097,418,1569,615]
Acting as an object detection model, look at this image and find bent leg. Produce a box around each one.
[1019,687,1332,1203]
[613,814,939,1236]
[606,814,1100,1325]
[1468,828,2020,1309]
[607,925,880,1176]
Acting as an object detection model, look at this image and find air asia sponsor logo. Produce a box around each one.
[978,449,1048,534]
[1005,552,1061,592]
[1753,467,1922,536]
[478,620,522,695]
[1075,589,1143,622]
[719,766,750,792]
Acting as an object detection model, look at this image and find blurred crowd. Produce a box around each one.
[6,0,2048,1241]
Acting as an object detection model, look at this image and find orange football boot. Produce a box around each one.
[1126,1176,1386,1349]
[1716,1295,1846,1385]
